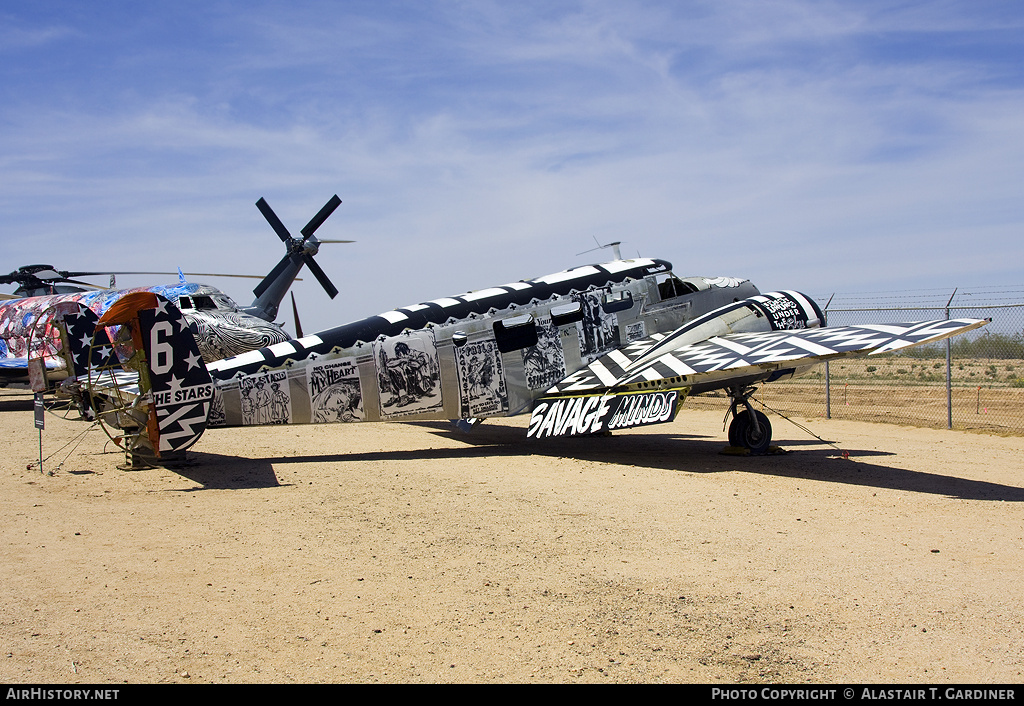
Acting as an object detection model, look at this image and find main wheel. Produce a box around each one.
[728,409,772,453]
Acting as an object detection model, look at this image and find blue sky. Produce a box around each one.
[2,1,1022,334]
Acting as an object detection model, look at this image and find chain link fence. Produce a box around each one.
[685,287,1024,435]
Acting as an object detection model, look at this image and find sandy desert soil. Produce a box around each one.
[1,390,1023,684]
[687,373,1024,435]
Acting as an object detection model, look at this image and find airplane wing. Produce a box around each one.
[529,318,989,439]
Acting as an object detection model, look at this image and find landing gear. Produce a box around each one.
[726,386,773,454]
[728,409,772,453]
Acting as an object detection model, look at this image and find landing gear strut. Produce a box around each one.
[726,386,772,454]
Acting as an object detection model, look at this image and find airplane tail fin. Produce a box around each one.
[66,293,214,463]
[58,303,114,381]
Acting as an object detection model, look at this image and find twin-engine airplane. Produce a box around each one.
[0,196,347,384]
[54,255,988,464]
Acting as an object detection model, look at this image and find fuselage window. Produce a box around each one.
[493,314,538,353]
[550,302,584,327]
[602,291,634,313]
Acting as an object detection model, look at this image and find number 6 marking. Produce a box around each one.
[150,320,174,375]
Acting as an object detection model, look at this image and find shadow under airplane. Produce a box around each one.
[167,421,1024,502]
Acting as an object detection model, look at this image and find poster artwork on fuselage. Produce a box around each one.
[208,388,226,427]
[308,357,364,423]
[455,338,508,418]
[240,369,291,425]
[522,315,566,391]
[374,332,443,419]
[625,320,646,343]
[574,290,619,363]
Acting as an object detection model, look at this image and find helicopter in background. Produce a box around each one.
[0,195,349,384]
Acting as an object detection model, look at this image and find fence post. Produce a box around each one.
[823,293,831,416]
[823,295,833,419]
[825,361,831,419]
[945,288,957,430]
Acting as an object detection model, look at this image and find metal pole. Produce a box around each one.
[33,392,45,474]
[825,361,831,419]
[823,294,833,419]
[945,288,956,429]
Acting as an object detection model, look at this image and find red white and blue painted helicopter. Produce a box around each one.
[1,196,348,385]
[52,243,988,464]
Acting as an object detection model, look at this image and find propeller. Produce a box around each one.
[253,195,352,300]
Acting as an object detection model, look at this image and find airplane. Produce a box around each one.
[0,195,348,385]
[54,254,988,465]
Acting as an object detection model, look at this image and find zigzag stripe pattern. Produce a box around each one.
[618,318,985,385]
[157,402,211,451]
[546,332,666,393]
[547,318,986,394]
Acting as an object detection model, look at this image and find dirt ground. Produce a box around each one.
[2,390,1023,684]
[687,377,1024,435]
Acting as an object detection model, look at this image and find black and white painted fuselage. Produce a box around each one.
[201,258,759,427]
[69,256,987,461]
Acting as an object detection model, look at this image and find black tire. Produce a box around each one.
[728,409,772,453]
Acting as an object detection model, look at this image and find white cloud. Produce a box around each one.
[1,1,1022,333]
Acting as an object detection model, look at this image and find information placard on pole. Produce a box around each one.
[34,392,44,474]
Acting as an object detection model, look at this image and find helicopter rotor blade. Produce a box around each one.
[300,195,342,239]
[256,197,293,243]
[253,254,296,299]
[60,279,107,289]
[291,292,304,339]
[303,253,339,299]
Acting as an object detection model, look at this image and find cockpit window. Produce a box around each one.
[655,274,697,301]
[192,295,217,310]
[178,296,194,310]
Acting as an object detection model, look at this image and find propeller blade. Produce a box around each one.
[303,253,339,299]
[300,195,342,239]
[253,254,296,299]
[316,239,356,243]
[256,197,293,243]
[291,292,303,338]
